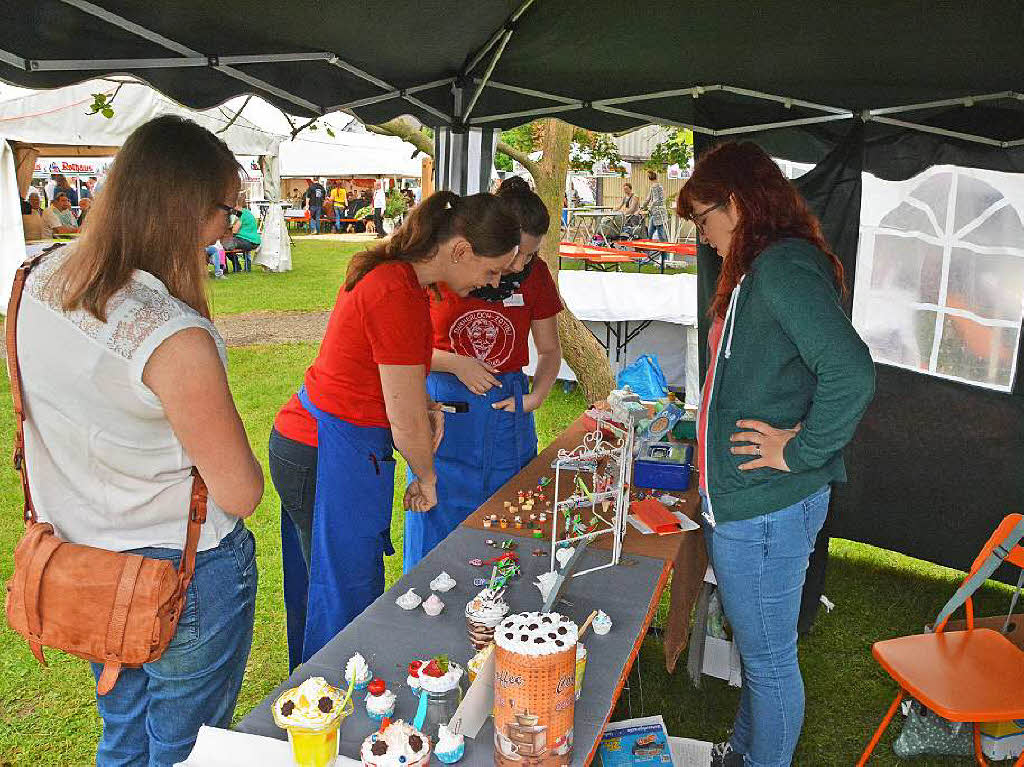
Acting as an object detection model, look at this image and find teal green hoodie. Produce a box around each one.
[702,238,875,525]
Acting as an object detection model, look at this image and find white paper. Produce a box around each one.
[449,650,495,738]
[175,725,362,767]
[668,736,712,767]
[626,511,700,535]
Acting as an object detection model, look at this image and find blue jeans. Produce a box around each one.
[205,246,222,277]
[269,427,317,573]
[91,522,257,767]
[309,205,322,233]
[701,486,830,767]
[648,222,667,241]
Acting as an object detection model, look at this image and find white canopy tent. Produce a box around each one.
[0,79,289,303]
[279,132,423,179]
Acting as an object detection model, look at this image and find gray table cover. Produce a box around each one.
[236,526,667,765]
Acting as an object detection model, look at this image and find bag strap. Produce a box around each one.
[5,254,209,575]
[6,255,45,524]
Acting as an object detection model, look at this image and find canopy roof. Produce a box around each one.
[279,133,422,178]
[0,78,281,155]
[2,1,1022,148]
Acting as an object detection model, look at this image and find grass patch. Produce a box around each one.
[0,342,1014,765]
[209,240,364,315]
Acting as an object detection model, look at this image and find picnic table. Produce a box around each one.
[558,242,644,272]
[565,209,616,243]
[235,417,705,765]
[614,240,697,273]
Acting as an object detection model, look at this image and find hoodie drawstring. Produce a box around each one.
[723,281,742,359]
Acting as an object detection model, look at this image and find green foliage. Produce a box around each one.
[86,91,116,119]
[645,127,693,171]
[384,188,407,219]
[496,123,536,171]
[306,122,336,138]
[570,129,626,175]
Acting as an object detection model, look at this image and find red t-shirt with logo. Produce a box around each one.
[429,258,563,373]
[274,261,432,446]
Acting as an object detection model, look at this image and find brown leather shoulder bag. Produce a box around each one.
[4,256,208,695]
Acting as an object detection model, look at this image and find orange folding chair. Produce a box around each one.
[858,514,1024,766]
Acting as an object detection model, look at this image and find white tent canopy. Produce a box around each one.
[1,79,289,303]
[0,79,280,155]
[279,132,423,178]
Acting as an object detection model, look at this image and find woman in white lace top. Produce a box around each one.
[18,115,264,766]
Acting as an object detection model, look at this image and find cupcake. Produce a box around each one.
[396,588,422,610]
[429,571,457,593]
[592,610,613,635]
[464,587,509,650]
[423,593,445,616]
[365,678,397,722]
[345,652,372,691]
[435,722,465,764]
[360,719,431,767]
[417,655,463,695]
[407,660,424,694]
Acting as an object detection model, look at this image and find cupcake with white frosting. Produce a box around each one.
[365,678,397,722]
[429,571,457,593]
[592,610,613,635]
[435,722,465,764]
[345,652,372,691]
[360,719,431,767]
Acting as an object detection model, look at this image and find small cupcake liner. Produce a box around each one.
[435,743,466,764]
[366,705,396,722]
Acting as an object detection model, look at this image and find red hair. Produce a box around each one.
[676,141,845,318]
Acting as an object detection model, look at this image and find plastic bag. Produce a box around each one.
[617,354,668,401]
[893,701,973,758]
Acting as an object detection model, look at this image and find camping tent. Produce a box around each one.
[0,78,289,300]
[2,1,1024,591]
[279,132,423,179]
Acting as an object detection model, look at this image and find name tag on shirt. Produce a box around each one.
[503,293,525,307]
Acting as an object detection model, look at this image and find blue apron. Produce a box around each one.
[282,386,396,668]
[403,370,537,573]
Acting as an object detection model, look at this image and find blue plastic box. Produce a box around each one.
[633,443,693,491]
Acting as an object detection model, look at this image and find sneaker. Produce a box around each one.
[710,742,745,767]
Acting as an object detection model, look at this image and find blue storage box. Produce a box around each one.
[633,443,693,491]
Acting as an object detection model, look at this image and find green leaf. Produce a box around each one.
[326,126,335,138]
[434,654,449,673]
[101,107,114,119]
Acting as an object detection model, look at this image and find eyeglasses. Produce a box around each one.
[216,204,238,220]
[691,200,727,235]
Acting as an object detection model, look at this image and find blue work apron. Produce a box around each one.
[403,370,537,573]
[282,386,396,668]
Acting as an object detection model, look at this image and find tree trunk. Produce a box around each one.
[534,119,616,403]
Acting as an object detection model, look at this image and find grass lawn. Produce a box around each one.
[208,239,693,317]
[0,301,1014,765]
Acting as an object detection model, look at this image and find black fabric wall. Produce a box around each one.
[693,124,1024,592]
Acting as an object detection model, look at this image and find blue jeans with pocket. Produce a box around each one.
[701,485,830,767]
[648,222,667,241]
[90,521,257,767]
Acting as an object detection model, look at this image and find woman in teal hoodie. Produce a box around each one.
[678,142,875,767]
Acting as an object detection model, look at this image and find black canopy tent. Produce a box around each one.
[4,0,1024,582]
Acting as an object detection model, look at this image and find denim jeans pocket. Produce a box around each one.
[802,485,831,550]
[172,579,200,649]
[269,448,313,514]
[231,526,257,579]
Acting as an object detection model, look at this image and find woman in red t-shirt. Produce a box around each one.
[270,191,520,668]
[404,177,564,571]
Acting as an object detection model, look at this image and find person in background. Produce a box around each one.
[269,191,520,669]
[372,181,387,239]
[678,141,875,767]
[76,196,92,226]
[616,182,640,216]
[19,114,262,767]
[41,193,80,238]
[641,169,668,241]
[288,186,303,207]
[304,177,327,234]
[329,180,348,233]
[403,176,562,571]
[44,173,58,205]
[22,191,43,240]
[54,174,79,207]
[80,176,97,201]
[221,192,261,272]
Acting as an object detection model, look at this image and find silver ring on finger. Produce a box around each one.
[755,444,762,456]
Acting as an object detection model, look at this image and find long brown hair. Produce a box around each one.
[344,190,520,291]
[51,115,240,320]
[677,141,844,318]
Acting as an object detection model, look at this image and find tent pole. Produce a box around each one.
[592,104,716,135]
[462,29,514,122]
[867,91,1016,117]
[28,51,338,71]
[865,115,1007,148]
[470,103,584,124]
[715,113,853,136]
[461,0,536,76]
[57,0,322,115]
[0,47,25,68]
[593,85,720,107]
[473,79,581,105]
[717,85,849,115]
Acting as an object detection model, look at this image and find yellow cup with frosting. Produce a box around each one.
[273,677,354,767]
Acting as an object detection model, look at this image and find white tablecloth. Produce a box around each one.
[525,271,699,407]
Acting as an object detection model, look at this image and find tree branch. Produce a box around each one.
[217,94,253,135]
[496,140,540,178]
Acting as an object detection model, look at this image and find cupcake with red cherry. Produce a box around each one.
[365,678,396,722]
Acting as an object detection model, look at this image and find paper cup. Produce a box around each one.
[574,645,587,701]
[285,722,341,767]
